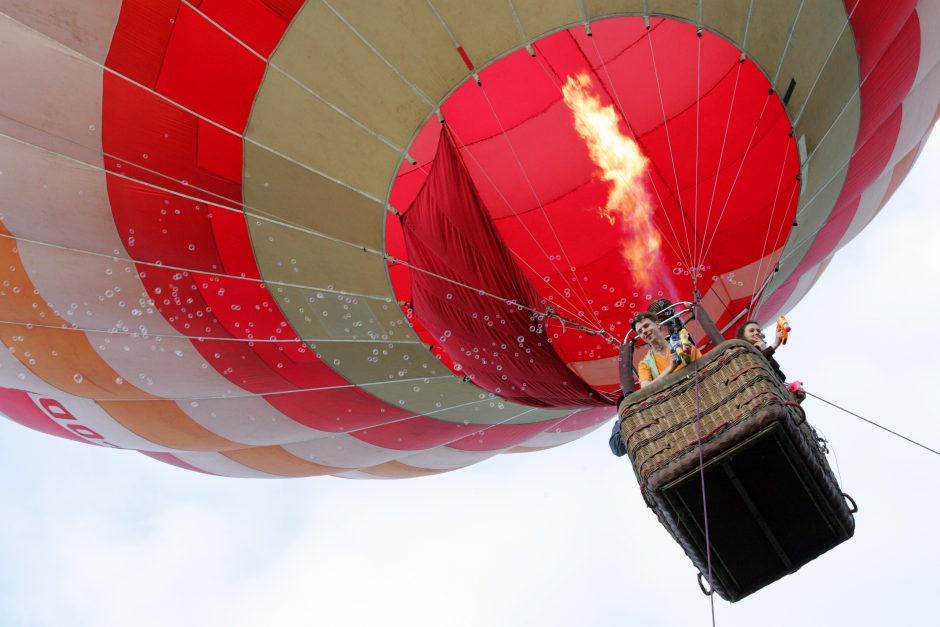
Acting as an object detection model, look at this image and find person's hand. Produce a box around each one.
[773,327,784,349]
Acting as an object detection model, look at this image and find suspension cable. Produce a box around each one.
[578,33,697,275]
[476,85,604,330]
[445,125,604,331]
[646,23,696,267]
[806,391,940,458]
[692,292,717,626]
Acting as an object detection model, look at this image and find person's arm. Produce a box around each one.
[638,361,653,389]
[772,326,784,350]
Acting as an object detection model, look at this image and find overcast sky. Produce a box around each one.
[1,131,937,627]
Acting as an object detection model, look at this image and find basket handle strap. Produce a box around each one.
[693,300,724,346]
[618,340,637,394]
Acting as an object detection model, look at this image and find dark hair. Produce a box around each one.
[735,319,761,340]
[631,312,659,333]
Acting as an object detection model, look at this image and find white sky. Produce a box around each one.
[1,132,938,627]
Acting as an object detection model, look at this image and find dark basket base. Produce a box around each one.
[652,419,855,602]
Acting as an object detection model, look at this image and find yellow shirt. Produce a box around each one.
[637,347,702,384]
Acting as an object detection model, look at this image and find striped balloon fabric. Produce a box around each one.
[0,1,936,478]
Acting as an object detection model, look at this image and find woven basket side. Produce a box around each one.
[619,342,795,487]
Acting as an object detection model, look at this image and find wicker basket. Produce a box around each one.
[618,340,855,601]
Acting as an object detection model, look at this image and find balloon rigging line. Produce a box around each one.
[127,396,545,452]
[176,0,413,147]
[693,31,702,281]
[691,328,717,626]
[0,225,610,351]
[48,374,453,404]
[791,0,862,128]
[394,406,608,469]
[0,318,422,346]
[316,0,437,107]
[441,124,598,327]
[551,36,696,275]
[697,93,773,267]
[390,252,612,339]
[4,5,919,479]
[476,83,605,330]
[747,136,797,313]
[806,391,940,458]
[0,131,404,308]
[746,178,800,315]
[700,60,744,272]
[5,3,861,360]
[115,387,590,458]
[444,124,607,332]
[422,126,593,334]
[771,0,805,87]
[740,0,755,52]
[792,25,899,227]
[699,0,802,274]
[0,12,395,207]
[393,406,581,467]
[424,0,460,49]
[1,1,882,332]
[812,424,844,487]
[760,106,916,303]
[508,248,618,332]
[252,400,595,472]
[518,52,643,332]
[746,175,800,311]
[88,374,456,409]
[1,11,733,338]
[0,229,396,305]
[2,9,889,380]
[646,24,696,270]
[1,130,605,340]
[293,402,593,475]
[506,0,530,46]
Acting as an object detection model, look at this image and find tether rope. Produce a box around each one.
[691,292,717,626]
[806,391,940,458]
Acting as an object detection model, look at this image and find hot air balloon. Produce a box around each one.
[0,0,936,480]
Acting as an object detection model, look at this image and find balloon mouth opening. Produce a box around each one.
[386,15,800,392]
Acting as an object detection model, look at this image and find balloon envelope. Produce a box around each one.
[0,1,936,477]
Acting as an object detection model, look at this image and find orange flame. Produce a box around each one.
[561,73,662,289]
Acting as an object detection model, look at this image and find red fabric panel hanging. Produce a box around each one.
[400,128,610,408]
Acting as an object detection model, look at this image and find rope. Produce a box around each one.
[806,391,940,457]
[445,125,604,332]
[476,84,605,330]
[698,93,773,266]
[746,137,798,313]
[646,24,696,267]
[699,60,742,272]
[691,295,717,625]
[543,36,695,275]
[693,32,702,281]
